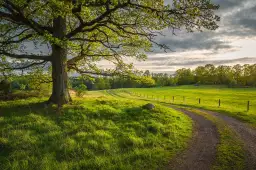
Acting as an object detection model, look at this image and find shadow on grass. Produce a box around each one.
[0,91,42,101]
[0,99,57,117]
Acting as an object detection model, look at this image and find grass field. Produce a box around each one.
[0,85,255,169]
[0,96,192,170]
[114,85,256,126]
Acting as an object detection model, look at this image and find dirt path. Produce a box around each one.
[168,108,219,170]
[106,91,220,169]
[199,109,256,170]
[105,91,256,169]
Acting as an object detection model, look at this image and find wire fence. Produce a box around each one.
[117,90,256,113]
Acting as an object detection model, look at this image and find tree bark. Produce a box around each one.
[48,16,71,105]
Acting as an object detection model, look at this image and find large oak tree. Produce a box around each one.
[0,0,219,105]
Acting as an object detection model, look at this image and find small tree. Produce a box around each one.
[139,76,156,88]
[74,84,87,97]
[0,79,11,95]
[0,0,219,106]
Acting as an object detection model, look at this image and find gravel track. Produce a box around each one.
[168,108,219,170]
[199,109,256,170]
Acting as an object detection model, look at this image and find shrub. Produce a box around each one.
[74,84,87,97]
[20,84,26,90]
[0,79,11,95]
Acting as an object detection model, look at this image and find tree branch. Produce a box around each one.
[1,1,53,34]
[69,64,117,77]
[66,1,129,38]
[0,51,51,61]
[2,61,48,71]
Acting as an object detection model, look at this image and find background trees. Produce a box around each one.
[174,64,256,87]
[3,63,256,94]
[69,63,256,89]
[175,68,194,85]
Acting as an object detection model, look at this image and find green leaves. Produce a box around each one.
[0,0,219,78]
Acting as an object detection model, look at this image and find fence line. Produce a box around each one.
[125,90,253,112]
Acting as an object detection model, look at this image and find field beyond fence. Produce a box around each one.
[109,86,256,126]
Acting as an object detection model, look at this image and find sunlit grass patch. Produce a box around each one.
[0,97,192,169]
[116,86,256,126]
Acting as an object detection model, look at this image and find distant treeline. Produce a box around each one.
[3,64,256,92]
[174,64,256,87]
[70,64,256,90]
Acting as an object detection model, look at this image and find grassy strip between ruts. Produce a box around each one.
[185,108,246,170]
[0,96,192,170]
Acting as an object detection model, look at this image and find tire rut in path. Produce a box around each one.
[199,109,256,170]
[168,108,219,170]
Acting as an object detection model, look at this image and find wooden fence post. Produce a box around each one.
[247,101,250,112]
[199,98,201,104]
[173,96,174,103]
[219,99,221,107]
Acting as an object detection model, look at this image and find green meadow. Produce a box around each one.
[1,85,256,169]
[113,85,256,126]
[0,96,192,170]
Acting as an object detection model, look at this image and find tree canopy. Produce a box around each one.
[0,0,220,104]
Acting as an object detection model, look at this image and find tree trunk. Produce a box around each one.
[48,16,71,105]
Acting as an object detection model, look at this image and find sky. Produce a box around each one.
[129,0,256,74]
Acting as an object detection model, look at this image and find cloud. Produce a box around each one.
[96,0,256,74]
[230,4,256,32]
[155,31,232,52]
[152,0,256,53]
[147,55,173,61]
[133,57,256,74]
[213,0,242,11]
[163,57,256,67]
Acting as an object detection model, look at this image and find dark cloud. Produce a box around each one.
[230,4,256,31]
[213,0,242,11]
[153,0,256,53]
[157,31,232,52]
[238,18,256,30]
